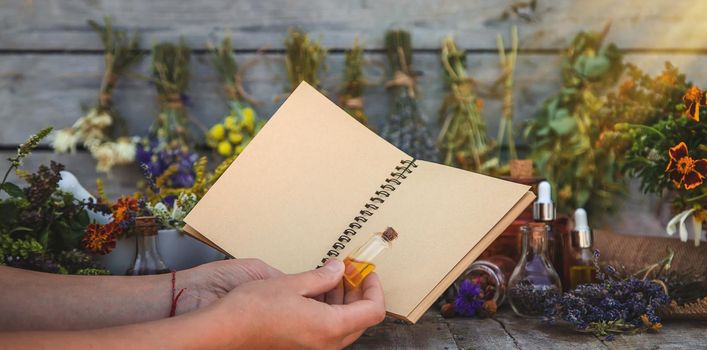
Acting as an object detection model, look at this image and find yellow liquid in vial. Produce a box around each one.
[343,257,376,288]
[569,265,596,289]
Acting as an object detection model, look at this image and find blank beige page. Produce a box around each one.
[353,160,531,318]
[184,82,408,273]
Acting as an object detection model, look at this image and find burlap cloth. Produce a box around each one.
[594,230,707,320]
[594,230,706,272]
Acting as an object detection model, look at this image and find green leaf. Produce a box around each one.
[581,55,610,78]
[549,115,577,135]
[0,201,19,227]
[0,183,25,198]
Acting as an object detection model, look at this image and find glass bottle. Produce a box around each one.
[566,208,596,289]
[458,255,515,306]
[507,222,562,318]
[343,227,398,288]
[533,181,564,281]
[126,216,170,275]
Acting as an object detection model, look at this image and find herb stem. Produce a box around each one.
[0,166,13,190]
[686,192,707,203]
[623,123,666,139]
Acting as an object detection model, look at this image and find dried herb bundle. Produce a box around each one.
[495,26,519,163]
[150,40,192,146]
[53,17,142,173]
[284,28,327,92]
[437,36,490,171]
[381,30,438,161]
[546,251,669,339]
[206,37,265,158]
[525,27,625,214]
[136,40,198,191]
[339,39,370,126]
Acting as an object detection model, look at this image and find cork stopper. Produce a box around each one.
[382,227,398,242]
[509,159,534,179]
[134,216,159,236]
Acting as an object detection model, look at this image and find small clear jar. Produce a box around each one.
[507,222,562,318]
[126,216,170,275]
[455,255,514,306]
[343,227,397,288]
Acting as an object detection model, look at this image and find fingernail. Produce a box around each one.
[324,259,343,273]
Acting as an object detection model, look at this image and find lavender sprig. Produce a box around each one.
[545,250,670,339]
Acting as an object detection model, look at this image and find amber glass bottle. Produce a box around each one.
[566,209,597,289]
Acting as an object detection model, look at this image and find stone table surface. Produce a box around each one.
[349,309,707,349]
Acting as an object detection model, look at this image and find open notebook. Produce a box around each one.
[183,82,534,323]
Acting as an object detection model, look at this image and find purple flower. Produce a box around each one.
[455,279,484,317]
[136,136,197,190]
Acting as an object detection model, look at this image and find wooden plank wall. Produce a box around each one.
[2,0,706,237]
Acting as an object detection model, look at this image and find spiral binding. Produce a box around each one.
[317,159,417,267]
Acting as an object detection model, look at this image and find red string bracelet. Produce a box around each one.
[170,270,186,317]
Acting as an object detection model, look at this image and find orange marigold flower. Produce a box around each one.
[82,223,117,254]
[682,86,705,122]
[112,196,138,224]
[665,142,707,190]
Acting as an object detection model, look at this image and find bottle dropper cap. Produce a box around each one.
[532,181,556,221]
[571,208,593,248]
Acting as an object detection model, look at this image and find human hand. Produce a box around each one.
[202,259,386,350]
[175,258,284,315]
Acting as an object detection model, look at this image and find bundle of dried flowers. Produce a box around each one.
[53,18,143,173]
[380,30,437,161]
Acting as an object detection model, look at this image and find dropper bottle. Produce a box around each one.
[507,182,562,318]
[566,208,596,289]
[533,181,563,273]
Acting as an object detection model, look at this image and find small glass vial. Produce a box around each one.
[458,255,515,306]
[566,209,597,289]
[507,222,562,318]
[343,227,398,288]
[126,216,170,275]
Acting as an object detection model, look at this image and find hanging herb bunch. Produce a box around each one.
[283,28,327,93]
[339,39,370,126]
[437,36,491,171]
[1,128,109,275]
[205,37,265,158]
[492,26,520,173]
[525,26,625,215]
[53,17,144,173]
[600,63,706,245]
[136,40,199,193]
[381,30,438,161]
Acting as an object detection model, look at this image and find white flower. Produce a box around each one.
[666,209,704,246]
[52,129,81,153]
[89,139,136,173]
[113,138,136,163]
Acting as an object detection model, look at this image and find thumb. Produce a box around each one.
[279,259,344,297]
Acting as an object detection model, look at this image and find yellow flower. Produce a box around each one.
[242,107,256,133]
[235,145,244,154]
[217,140,233,157]
[208,124,226,141]
[229,131,244,144]
[224,116,237,130]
